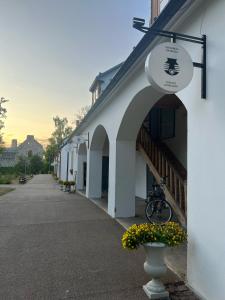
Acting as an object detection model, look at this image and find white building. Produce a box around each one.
[55,1,225,299]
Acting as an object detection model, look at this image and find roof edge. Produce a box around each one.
[89,62,124,92]
[67,0,191,144]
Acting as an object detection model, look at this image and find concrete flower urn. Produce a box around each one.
[143,242,169,299]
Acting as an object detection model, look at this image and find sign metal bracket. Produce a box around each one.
[133,18,207,99]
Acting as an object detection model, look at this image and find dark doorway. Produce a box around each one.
[83,162,87,188]
[66,152,69,181]
[102,156,109,193]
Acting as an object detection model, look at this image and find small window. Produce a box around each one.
[160,108,175,139]
[149,108,175,140]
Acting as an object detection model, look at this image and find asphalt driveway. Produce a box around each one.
[0,175,149,299]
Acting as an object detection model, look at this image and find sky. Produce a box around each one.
[0,0,150,147]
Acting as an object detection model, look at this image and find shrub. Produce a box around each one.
[0,175,13,184]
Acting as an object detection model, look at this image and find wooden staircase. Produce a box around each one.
[137,126,187,226]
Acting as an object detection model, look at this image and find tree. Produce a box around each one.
[45,116,73,166]
[0,97,9,149]
[14,155,44,175]
[75,105,90,124]
[30,155,44,174]
[51,116,73,147]
[14,156,29,175]
[44,141,58,172]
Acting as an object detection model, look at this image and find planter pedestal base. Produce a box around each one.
[143,243,170,299]
[143,282,169,299]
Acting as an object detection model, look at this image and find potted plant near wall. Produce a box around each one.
[69,181,76,193]
[58,180,64,191]
[63,181,71,192]
[122,222,187,299]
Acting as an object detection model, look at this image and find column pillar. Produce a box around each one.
[77,154,85,190]
[108,140,136,217]
[86,149,102,198]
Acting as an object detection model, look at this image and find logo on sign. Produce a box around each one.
[164,58,179,76]
[145,42,193,94]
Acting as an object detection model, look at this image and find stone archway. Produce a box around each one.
[86,125,110,208]
[77,143,87,191]
[138,94,188,224]
[108,86,188,221]
[112,86,188,278]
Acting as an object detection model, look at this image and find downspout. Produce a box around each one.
[66,152,69,181]
[59,151,61,179]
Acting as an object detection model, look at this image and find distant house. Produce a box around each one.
[17,135,43,158]
[0,135,44,167]
[0,148,17,167]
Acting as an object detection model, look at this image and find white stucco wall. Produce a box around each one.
[68,1,225,298]
[60,146,68,181]
[135,151,147,199]
[173,1,225,299]
[160,0,169,12]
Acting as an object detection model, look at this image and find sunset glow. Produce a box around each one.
[0,0,149,148]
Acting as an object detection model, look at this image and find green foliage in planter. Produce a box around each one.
[63,181,75,186]
[63,181,70,186]
[122,222,187,250]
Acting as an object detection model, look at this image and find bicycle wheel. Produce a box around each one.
[145,199,173,224]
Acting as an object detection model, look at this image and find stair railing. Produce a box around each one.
[137,126,187,219]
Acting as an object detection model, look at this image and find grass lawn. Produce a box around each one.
[0,174,18,184]
[0,187,14,196]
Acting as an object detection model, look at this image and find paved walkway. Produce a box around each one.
[0,175,151,299]
[0,175,198,300]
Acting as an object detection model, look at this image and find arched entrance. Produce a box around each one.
[77,143,87,192]
[113,86,187,224]
[113,87,187,278]
[137,94,187,224]
[86,125,109,210]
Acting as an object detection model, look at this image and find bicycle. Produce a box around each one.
[145,178,173,224]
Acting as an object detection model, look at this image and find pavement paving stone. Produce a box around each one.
[0,175,198,300]
[166,281,200,300]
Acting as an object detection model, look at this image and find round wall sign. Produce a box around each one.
[145,42,193,94]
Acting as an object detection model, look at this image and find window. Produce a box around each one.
[160,108,175,139]
[149,107,175,140]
